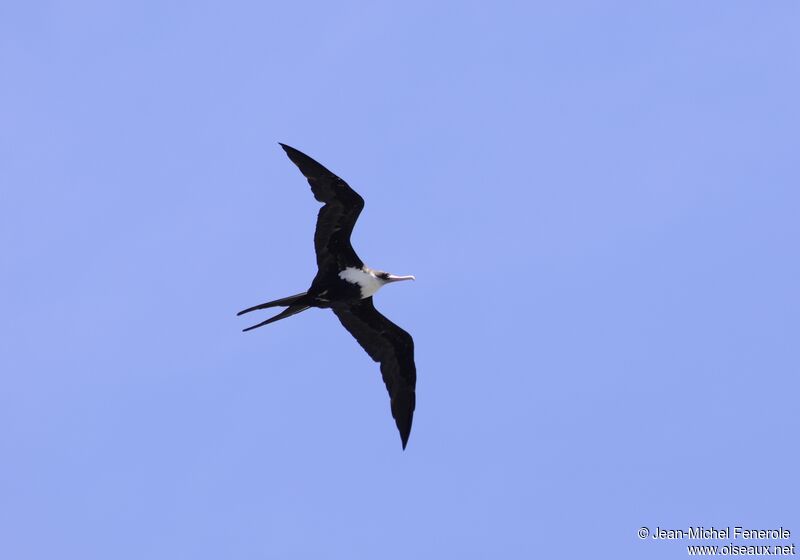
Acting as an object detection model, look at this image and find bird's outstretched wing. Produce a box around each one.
[332,298,416,449]
[280,143,364,270]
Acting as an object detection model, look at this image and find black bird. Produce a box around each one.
[238,144,417,449]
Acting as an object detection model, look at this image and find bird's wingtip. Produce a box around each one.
[399,426,411,450]
[394,397,414,450]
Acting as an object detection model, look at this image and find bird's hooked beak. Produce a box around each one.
[385,274,416,283]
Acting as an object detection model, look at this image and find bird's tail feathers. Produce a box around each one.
[238,292,311,332]
[237,292,308,316]
[241,303,311,332]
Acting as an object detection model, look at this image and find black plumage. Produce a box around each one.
[238,144,417,449]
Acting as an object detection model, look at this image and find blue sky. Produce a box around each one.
[1,1,798,558]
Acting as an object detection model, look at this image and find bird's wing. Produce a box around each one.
[331,298,416,449]
[280,143,365,269]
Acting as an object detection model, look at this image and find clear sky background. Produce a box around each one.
[1,2,798,558]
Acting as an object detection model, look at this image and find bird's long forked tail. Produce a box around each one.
[237,292,310,331]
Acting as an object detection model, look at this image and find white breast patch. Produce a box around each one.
[339,267,383,299]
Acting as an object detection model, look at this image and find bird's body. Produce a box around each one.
[238,144,417,449]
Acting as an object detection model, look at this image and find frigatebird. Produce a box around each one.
[238,144,417,449]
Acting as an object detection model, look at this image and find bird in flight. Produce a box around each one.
[238,144,417,449]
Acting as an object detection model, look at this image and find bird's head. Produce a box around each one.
[375,270,416,284]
